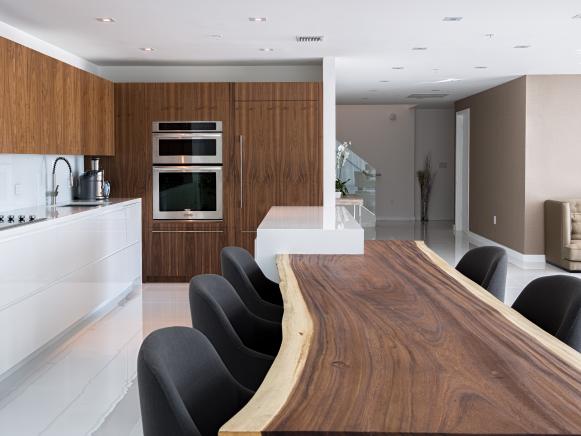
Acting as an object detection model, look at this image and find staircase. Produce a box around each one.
[336,143,377,227]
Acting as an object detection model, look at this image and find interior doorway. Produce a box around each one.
[455,109,470,232]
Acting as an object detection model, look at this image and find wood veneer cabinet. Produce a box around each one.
[147,231,225,282]
[80,70,115,156]
[104,82,234,281]
[0,36,114,155]
[234,83,323,251]
[106,81,322,279]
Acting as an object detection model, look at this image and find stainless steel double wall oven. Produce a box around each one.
[152,121,223,220]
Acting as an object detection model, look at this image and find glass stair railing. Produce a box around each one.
[336,142,377,227]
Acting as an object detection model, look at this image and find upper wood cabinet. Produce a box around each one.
[80,70,114,156]
[0,36,114,156]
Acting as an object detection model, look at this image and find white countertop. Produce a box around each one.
[255,206,364,281]
[0,198,141,239]
[257,206,362,231]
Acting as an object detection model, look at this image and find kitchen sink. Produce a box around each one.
[60,201,109,207]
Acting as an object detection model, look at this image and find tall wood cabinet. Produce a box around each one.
[0,36,114,155]
[233,83,323,252]
[104,82,322,281]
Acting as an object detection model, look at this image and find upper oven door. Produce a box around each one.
[153,166,223,220]
[152,133,223,164]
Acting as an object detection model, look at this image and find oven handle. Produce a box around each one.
[152,165,223,172]
[239,135,244,209]
[152,132,222,139]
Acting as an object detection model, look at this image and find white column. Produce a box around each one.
[323,57,336,229]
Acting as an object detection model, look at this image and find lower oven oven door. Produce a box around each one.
[153,166,223,220]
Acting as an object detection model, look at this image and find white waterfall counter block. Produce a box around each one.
[255,206,364,281]
[0,199,142,378]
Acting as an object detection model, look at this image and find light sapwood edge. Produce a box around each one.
[219,254,314,436]
[416,240,581,370]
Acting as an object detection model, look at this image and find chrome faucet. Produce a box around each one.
[51,157,74,206]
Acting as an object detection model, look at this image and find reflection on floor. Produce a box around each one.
[0,221,575,435]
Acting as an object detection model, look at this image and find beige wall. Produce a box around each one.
[524,75,581,254]
[456,77,527,253]
[414,108,456,221]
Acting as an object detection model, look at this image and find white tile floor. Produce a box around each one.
[0,221,576,435]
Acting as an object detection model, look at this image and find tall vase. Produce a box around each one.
[421,197,429,222]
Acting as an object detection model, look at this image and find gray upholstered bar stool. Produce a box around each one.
[221,247,283,322]
[512,275,581,352]
[189,274,282,390]
[137,327,253,436]
[455,246,508,301]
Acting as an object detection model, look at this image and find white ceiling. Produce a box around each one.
[2,0,581,106]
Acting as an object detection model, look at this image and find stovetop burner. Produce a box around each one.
[0,213,47,231]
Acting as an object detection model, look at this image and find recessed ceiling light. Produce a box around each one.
[140,47,155,52]
[474,66,488,69]
[443,17,463,22]
[484,33,495,38]
[96,17,115,23]
[514,45,531,49]
[379,80,390,83]
[368,89,378,92]
[249,17,267,22]
[572,14,581,19]
[412,47,428,51]
[432,68,440,71]
[392,66,404,70]
[259,48,274,52]
[207,34,223,39]
[431,89,441,92]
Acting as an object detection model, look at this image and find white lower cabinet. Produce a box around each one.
[0,200,142,376]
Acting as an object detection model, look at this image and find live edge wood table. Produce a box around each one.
[220,240,581,436]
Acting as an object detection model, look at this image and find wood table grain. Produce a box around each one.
[221,240,581,436]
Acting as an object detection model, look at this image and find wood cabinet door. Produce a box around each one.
[81,71,114,156]
[235,101,278,231]
[147,230,224,281]
[277,101,322,206]
[234,98,322,231]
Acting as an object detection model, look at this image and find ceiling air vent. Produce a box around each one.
[407,93,449,99]
[296,35,324,43]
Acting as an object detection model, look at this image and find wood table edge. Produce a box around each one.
[219,253,314,436]
[416,240,581,371]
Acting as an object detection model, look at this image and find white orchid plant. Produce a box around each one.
[336,141,351,196]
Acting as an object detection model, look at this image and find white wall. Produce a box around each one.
[414,109,456,221]
[0,20,101,76]
[322,57,336,228]
[99,65,322,83]
[0,155,84,213]
[336,105,416,220]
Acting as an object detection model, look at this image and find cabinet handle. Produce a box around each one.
[239,135,244,209]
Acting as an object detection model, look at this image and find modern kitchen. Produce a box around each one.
[0,16,365,433]
[2,2,581,436]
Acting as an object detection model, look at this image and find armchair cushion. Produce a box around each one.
[564,242,581,262]
[572,213,581,240]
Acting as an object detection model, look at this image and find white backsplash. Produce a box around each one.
[0,154,84,213]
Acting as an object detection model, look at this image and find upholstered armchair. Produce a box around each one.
[545,200,581,272]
